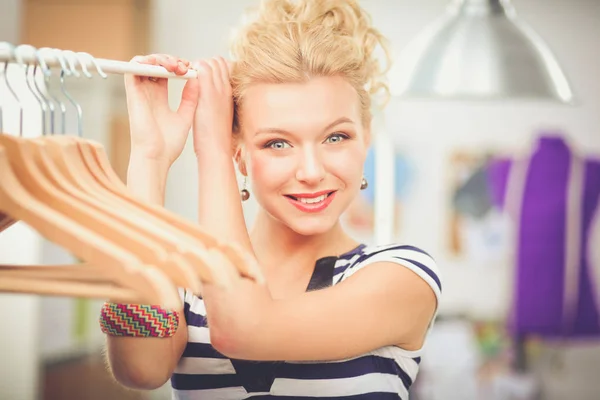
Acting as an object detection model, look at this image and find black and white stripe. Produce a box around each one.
[171,244,442,399]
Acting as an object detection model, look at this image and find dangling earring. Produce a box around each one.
[360,177,368,190]
[240,176,250,201]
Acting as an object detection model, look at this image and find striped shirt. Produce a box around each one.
[171,243,442,399]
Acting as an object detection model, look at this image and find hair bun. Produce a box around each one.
[230,0,391,130]
[296,0,370,35]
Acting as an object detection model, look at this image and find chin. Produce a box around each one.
[260,193,351,236]
[266,206,341,236]
[284,216,339,236]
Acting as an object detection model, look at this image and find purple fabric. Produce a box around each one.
[578,159,600,336]
[487,135,600,339]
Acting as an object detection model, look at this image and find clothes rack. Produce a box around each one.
[0,42,197,80]
[0,41,397,246]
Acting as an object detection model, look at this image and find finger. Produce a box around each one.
[178,75,200,117]
[153,54,179,73]
[215,57,232,91]
[207,58,223,90]
[153,53,178,64]
[172,58,192,76]
[193,60,213,88]
[178,58,192,67]
[130,54,157,65]
[174,59,191,76]
[128,55,166,84]
[129,54,180,83]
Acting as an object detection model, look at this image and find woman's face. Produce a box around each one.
[239,76,370,236]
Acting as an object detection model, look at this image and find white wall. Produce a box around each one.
[151,0,600,320]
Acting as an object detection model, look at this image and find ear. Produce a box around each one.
[234,145,248,177]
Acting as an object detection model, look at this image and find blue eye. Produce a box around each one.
[266,140,291,149]
[325,133,349,144]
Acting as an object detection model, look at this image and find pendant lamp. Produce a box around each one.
[390,0,574,103]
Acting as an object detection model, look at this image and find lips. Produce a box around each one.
[284,189,334,199]
[292,193,328,204]
[284,191,337,213]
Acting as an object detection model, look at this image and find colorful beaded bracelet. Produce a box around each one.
[99,302,180,338]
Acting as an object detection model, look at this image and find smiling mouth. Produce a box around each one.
[284,191,335,203]
[283,191,337,213]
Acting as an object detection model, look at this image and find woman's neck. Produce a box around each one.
[249,209,359,273]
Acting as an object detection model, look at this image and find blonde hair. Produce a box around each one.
[229,0,391,132]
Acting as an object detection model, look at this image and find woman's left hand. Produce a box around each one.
[192,57,235,156]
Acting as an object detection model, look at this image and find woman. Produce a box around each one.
[102,0,442,398]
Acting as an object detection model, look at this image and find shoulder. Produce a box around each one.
[334,243,442,303]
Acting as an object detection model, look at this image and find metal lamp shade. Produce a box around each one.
[391,0,574,103]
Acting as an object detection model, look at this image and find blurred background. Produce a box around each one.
[0,0,599,399]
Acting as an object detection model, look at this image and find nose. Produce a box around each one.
[295,146,325,186]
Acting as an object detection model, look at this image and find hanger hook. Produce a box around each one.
[0,41,8,133]
[77,52,107,79]
[66,50,92,78]
[0,41,23,136]
[1,43,25,136]
[59,49,83,137]
[16,44,47,136]
[32,65,50,135]
[45,48,69,134]
[37,47,62,135]
[33,48,56,135]
[62,50,80,78]
[48,47,70,77]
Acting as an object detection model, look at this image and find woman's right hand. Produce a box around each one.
[124,54,200,169]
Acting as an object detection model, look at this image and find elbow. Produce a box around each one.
[210,318,261,360]
[110,364,171,390]
[210,315,267,360]
[210,324,243,359]
[207,295,274,360]
[105,350,172,391]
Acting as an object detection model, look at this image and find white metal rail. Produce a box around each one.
[0,42,196,79]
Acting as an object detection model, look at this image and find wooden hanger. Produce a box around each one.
[76,137,263,283]
[51,48,260,282]
[15,45,259,283]
[31,53,227,284]
[0,264,111,282]
[0,277,143,303]
[44,134,260,284]
[0,146,180,308]
[0,265,143,302]
[37,135,232,286]
[0,134,206,292]
[0,213,16,232]
[52,135,128,195]
[79,138,130,193]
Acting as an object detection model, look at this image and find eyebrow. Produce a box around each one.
[254,117,355,136]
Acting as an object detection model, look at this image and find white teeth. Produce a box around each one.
[299,194,327,204]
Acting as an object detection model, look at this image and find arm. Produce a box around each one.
[204,246,441,361]
[104,156,189,390]
[190,59,439,360]
[192,58,253,253]
[103,54,199,390]
[195,141,252,251]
